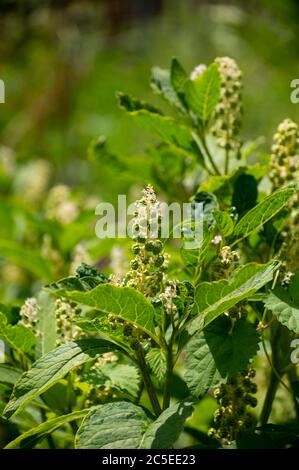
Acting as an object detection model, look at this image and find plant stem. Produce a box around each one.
[287,366,299,420]
[41,408,55,448]
[201,136,221,175]
[162,345,173,410]
[260,369,279,426]
[66,372,79,436]
[224,147,230,174]
[135,342,162,416]
[260,323,285,425]
[261,333,291,394]
[67,373,73,413]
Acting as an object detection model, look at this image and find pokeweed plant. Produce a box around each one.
[1,56,299,450]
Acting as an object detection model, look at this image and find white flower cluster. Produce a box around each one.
[19,297,39,330]
[220,246,240,265]
[14,160,52,203]
[270,119,299,274]
[95,352,118,367]
[158,281,177,315]
[190,64,207,81]
[282,271,294,286]
[133,184,161,240]
[0,146,15,175]
[45,184,79,224]
[211,57,243,153]
[270,119,299,194]
[211,234,223,245]
[126,185,169,297]
[55,298,83,345]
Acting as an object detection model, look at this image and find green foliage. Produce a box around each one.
[151,66,185,112]
[5,410,89,449]
[35,291,57,358]
[0,365,22,386]
[82,363,140,399]
[1,51,298,450]
[119,104,205,166]
[170,58,188,105]
[3,339,120,419]
[185,317,260,396]
[75,402,151,449]
[56,284,158,341]
[76,400,193,449]
[184,63,221,127]
[0,312,36,358]
[213,210,234,237]
[146,348,167,382]
[0,239,54,281]
[140,400,193,449]
[232,187,296,245]
[189,262,277,332]
[264,273,299,333]
[232,174,258,216]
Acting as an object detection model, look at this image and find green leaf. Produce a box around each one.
[151,66,185,112]
[35,290,57,359]
[184,63,220,126]
[197,174,230,193]
[5,409,89,449]
[88,135,128,172]
[213,210,234,237]
[0,365,22,386]
[184,317,259,397]
[118,95,204,164]
[41,382,69,414]
[232,187,296,245]
[83,363,140,399]
[0,239,54,281]
[197,163,270,195]
[59,284,158,342]
[3,338,119,419]
[181,220,213,276]
[47,276,102,294]
[117,92,161,114]
[137,111,204,163]
[0,312,36,357]
[188,261,277,333]
[73,315,132,353]
[232,174,258,216]
[140,400,193,449]
[75,402,151,449]
[264,273,299,333]
[145,348,167,382]
[171,58,188,102]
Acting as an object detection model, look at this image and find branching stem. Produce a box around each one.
[201,136,221,175]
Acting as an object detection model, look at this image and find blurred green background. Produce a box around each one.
[1,0,299,193]
[1,0,299,445]
[1,0,299,295]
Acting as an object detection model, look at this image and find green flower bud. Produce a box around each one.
[130,260,139,270]
[155,254,164,267]
[152,240,163,254]
[132,244,141,254]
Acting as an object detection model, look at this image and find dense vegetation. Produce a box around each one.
[0,50,298,449]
